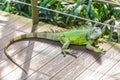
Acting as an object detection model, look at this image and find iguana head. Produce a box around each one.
[88,27,102,39]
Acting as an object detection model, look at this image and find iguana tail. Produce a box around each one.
[4,32,60,74]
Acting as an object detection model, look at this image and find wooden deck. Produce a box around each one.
[0,11,120,80]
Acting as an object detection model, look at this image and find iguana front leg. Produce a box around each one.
[94,38,108,47]
[86,40,105,53]
[60,37,76,57]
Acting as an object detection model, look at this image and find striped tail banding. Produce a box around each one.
[4,32,59,74]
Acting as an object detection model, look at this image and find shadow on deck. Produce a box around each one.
[0,11,120,80]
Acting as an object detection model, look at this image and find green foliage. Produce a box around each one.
[0,0,31,18]
[0,0,120,27]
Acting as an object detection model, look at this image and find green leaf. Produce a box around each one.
[86,0,92,13]
[66,0,86,23]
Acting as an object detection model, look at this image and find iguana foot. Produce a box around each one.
[98,38,108,43]
[61,49,77,58]
[96,48,106,54]
[86,45,106,54]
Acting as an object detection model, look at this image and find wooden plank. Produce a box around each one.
[33,41,54,52]
[1,41,49,61]
[75,57,117,80]
[49,49,102,80]
[0,11,31,30]
[28,42,114,80]
[0,51,39,80]
[0,41,50,79]
[26,72,50,80]
[0,41,30,64]
[100,61,120,80]
[0,11,9,15]
[75,69,104,80]
[0,28,14,39]
[50,43,116,80]
[18,22,33,33]
[5,16,31,30]
[3,43,60,80]
[100,76,117,80]
[0,31,25,50]
[0,31,28,78]
[102,43,120,61]
[0,11,10,18]
[87,56,117,75]
[26,46,85,80]
[98,42,115,51]
[75,57,118,80]
[0,15,31,41]
[0,37,60,79]
[23,44,61,79]
[0,12,21,29]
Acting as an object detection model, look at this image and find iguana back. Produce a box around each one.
[60,28,90,45]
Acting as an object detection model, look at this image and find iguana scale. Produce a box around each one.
[4,27,107,74]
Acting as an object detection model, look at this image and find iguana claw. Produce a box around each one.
[62,49,77,58]
[97,48,106,54]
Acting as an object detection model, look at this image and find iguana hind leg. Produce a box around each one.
[60,37,76,57]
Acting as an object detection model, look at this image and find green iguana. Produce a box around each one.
[4,27,104,72]
[4,26,118,74]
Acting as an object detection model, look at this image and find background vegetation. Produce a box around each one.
[0,0,120,27]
